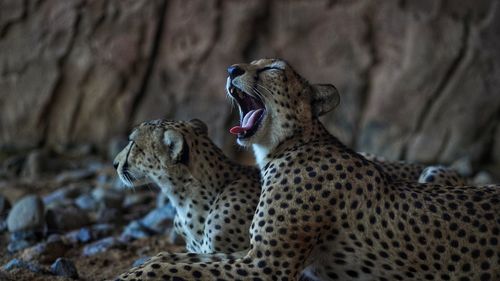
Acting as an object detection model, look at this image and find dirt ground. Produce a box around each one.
[0,233,184,280]
[0,148,185,281]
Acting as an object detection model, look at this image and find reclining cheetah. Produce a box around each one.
[360,152,466,186]
[115,59,497,281]
[113,119,261,254]
[113,121,464,257]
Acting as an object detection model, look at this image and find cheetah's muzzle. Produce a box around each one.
[228,85,265,139]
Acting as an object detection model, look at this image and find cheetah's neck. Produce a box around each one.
[155,138,258,246]
[254,118,334,170]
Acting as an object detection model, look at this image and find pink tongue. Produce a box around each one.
[230,109,264,135]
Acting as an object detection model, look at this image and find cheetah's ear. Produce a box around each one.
[163,130,189,164]
[311,84,340,117]
[189,119,208,135]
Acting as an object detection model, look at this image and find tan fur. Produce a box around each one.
[115,59,498,281]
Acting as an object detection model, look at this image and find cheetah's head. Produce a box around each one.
[113,119,208,188]
[226,58,339,149]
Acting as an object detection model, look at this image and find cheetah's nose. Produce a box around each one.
[227,66,245,80]
[113,162,119,170]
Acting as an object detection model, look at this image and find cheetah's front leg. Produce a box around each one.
[143,250,247,264]
[115,249,301,281]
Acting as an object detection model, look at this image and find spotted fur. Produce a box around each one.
[113,119,260,253]
[115,59,499,281]
[360,153,467,186]
[418,165,467,186]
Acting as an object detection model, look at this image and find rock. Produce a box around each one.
[120,204,175,241]
[7,195,45,232]
[42,184,88,207]
[0,0,500,177]
[10,229,38,241]
[46,206,90,232]
[450,157,474,177]
[140,205,175,234]
[66,227,92,244]
[8,230,41,252]
[20,236,69,263]
[50,258,79,279]
[120,220,154,241]
[132,256,150,267]
[82,237,124,256]
[92,187,124,209]
[7,239,33,253]
[75,193,99,211]
[96,172,114,186]
[47,233,62,243]
[96,207,122,224]
[123,193,154,209]
[0,194,11,215]
[63,224,113,244]
[2,258,49,274]
[55,169,95,184]
[90,224,114,239]
[473,171,494,185]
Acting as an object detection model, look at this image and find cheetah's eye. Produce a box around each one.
[257,66,284,74]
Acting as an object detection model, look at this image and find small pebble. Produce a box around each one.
[75,194,99,210]
[10,230,38,241]
[20,236,69,263]
[7,195,45,232]
[140,205,175,234]
[43,184,87,207]
[82,237,124,256]
[132,256,150,267]
[50,258,79,279]
[64,224,113,244]
[7,239,33,253]
[450,157,473,177]
[90,224,114,238]
[76,228,93,244]
[2,258,49,274]
[46,205,90,232]
[473,171,494,185]
[120,221,154,241]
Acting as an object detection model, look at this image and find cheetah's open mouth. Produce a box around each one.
[228,85,266,139]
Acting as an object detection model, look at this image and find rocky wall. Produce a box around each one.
[1,0,499,173]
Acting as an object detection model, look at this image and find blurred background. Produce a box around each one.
[1,0,500,176]
[0,1,499,279]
